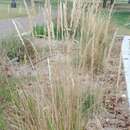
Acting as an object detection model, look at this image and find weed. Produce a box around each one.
[33,24,47,38]
[0,36,22,60]
[82,94,95,113]
[0,74,18,129]
[0,36,37,63]
[33,23,66,40]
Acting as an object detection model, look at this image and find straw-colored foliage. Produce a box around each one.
[0,0,116,130]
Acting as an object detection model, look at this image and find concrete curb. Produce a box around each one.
[122,36,130,105]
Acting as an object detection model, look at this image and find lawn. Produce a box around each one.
[0,1,26,19]
[111,11,130,34]
[112,11,130,26]
[102,9,130,34]
[101,0,130,35]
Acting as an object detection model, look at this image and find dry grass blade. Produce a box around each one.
[1,0,119,130]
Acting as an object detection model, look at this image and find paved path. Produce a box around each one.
[0,17,29,38]
[0,10,57,38]
[0,14,45,38]
[122,36,130,106]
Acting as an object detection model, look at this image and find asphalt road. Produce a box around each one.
[0,9,56,38]
[0,17,29,38]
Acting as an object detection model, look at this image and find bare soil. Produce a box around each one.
[1,38,130,130]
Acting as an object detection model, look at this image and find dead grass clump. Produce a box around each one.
[6,61,104,130]
[3,0,117,130]
[18,38,37,63]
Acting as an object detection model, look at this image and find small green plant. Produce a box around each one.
[50,0,58,8]
[82,94,95,113]
[33,23,66,40]
[0,110,6,130]
[33,24,47,38]
[0,36,22,60]
[0,74,18,130]
[0,36,36,63]
[17,38,36,63]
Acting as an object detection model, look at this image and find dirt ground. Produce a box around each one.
[1,37,130,130]
[86,38,130,130]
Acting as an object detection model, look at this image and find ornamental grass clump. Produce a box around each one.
[2,0,115,130]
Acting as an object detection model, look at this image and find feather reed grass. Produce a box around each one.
[0,0,117,130]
